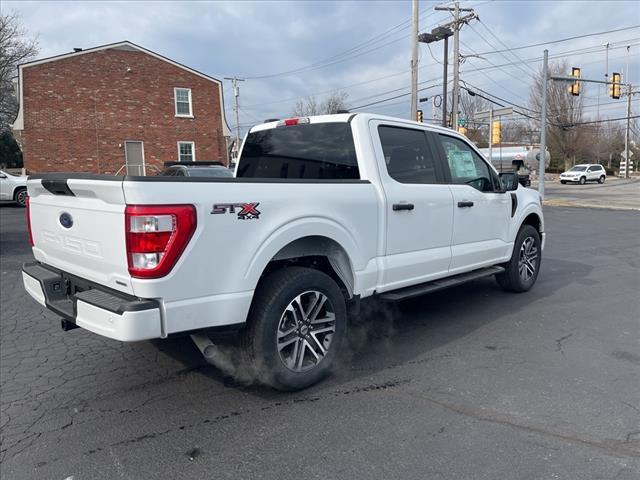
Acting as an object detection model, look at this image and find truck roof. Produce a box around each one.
[250,113,465,139]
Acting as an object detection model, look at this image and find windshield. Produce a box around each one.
[568,166,587,172]
[238,123,359,179]
[186,167,233,177]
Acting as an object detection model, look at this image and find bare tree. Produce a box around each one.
[458,90,490,146]
[529,59,587,170]
[0,12,38,132]
[292,96,320,116]
[292,91,349,116]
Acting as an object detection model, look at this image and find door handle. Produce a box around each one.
[392,203,415,211]
[457,201,474,208]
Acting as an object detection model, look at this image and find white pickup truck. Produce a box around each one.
[23,113,544,390]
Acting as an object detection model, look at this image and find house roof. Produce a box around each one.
[20,40,223,86]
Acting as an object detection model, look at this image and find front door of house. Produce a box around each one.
[124,141,145,175]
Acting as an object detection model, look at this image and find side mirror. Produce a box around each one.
[0,173,6,179]
[499,172,519,191]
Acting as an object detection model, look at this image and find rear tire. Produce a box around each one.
[14,188,27,207]
[496,225,541,293]
[579,176,586,185]
[598,175,605,184]
[560,180,566,184]
[242,267,346,391]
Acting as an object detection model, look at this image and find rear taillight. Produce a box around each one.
[125,205,196,279]
[26,196,34,246]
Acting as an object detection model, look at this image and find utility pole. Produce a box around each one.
[224,76,245,164]
[442,36,449,127]
[488,108,494,163]
[434,2,476,130]
[539,49,549,198]
[410,0,419,121]
[451,2,461,130]
[624,84,632,179]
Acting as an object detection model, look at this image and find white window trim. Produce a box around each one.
[174,87,193,118]
[177,141,196,162]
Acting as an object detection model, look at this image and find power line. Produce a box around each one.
[476,18,538,75]
[242,8,451,80]
[351,83,442,110]
[468,23,534,78]
[240,38,638,113]
[561,115,639,127]
[473,25,640,56]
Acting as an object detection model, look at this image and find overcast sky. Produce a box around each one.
[5,0,640,135]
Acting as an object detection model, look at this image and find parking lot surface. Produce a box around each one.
[1,204,639,479]
[541,178,640,210]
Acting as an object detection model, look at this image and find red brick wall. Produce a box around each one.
[21,47,228,174]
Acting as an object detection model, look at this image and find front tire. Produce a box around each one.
[242,267,346,391]
[598,175,605,184]
[14,188,28,207]
[560,180,566,184]
[579,176,586,185]
[496,225,541,293]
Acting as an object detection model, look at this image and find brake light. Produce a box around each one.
[125,205,196,279]
[277,117,310,127]
[26,196,34,247]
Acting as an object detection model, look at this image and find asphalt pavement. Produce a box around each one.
[540,177,640,210]
[1,203,639,479]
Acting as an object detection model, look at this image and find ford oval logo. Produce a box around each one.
[59,212,73,229]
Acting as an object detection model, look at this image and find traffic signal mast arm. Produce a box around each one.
[550,75,624,86]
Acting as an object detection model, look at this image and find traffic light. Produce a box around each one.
[417,110,423,123]
[609,72,621,99]
[568,67,581,96]
[458,126,468,136]
[492,120,501,144]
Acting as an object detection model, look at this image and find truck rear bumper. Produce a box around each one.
[22,262,162,342]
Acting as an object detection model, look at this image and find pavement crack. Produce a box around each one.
[554,332,574,358]
[405,390,640,459]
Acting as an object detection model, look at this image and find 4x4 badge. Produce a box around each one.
[211,203,261,220]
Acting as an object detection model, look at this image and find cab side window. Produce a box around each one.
[438,134,497,192]
[378,126,439,184]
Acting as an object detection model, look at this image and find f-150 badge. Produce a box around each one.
[211,203,261,220]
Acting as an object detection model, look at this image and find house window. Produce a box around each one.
[178,142,195,162]
[174,88,192,117]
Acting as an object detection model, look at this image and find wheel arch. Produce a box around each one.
[13,185,27,199]
[521,212,543,236]
[244,218,362,299]
[261,236,356,299]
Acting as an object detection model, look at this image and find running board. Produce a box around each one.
[378,266,505,302]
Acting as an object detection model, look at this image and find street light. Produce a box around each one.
[419,26,453,127]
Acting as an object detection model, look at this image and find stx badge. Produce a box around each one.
[211,203,261,220]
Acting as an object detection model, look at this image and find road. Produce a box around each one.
[540,178,639,210]
[1,203,639,479]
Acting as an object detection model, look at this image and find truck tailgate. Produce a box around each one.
[27,176,133,295]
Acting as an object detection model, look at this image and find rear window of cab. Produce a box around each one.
[237,123,359,180]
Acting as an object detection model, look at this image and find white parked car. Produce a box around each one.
[0,170,28,207]
[559,164,606,185]
[22,113,545,390]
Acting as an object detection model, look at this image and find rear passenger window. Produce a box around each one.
[238,123,359,179]
[438,134,497,192]
[377,126,438,184]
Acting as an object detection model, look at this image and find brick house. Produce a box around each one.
[12,41,230,174]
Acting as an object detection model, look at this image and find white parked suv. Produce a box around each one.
[559,164,606,185]
[22,113,545,390]
[0,170,28,206]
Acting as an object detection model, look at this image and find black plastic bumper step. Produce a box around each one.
[379,266,505,302]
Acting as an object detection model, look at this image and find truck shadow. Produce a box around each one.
[153,257,593,396]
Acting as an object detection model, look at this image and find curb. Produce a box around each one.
[543,199,640,211]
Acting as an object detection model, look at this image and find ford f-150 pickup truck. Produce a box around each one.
[22,113,544,390]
